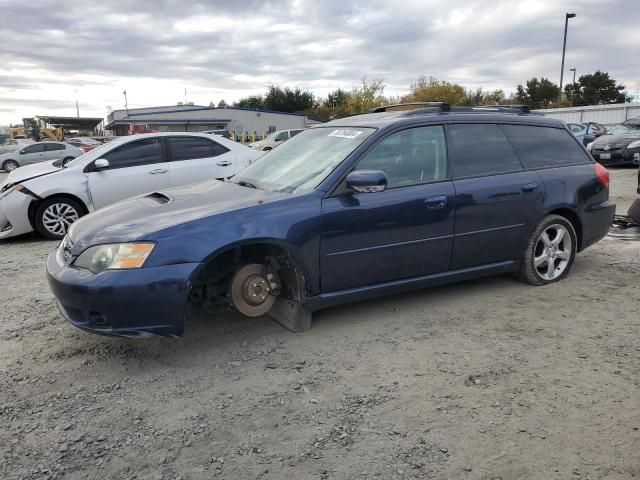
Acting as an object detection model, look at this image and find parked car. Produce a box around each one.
[0,133,261,240]
[566,122,606,146]
[0,141,83,172]
[44,104,615,338]
[587,118,640,166]
[249,129,304,151]
[66,137,102,153]
[202,129,231,139]
[0,138,35,155]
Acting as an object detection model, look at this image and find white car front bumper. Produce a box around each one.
[0,189,35,239]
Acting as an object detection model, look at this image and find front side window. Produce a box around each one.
[167,136,228,161]
[103,137,163,169]
[233,127,375,194]
[567,123,584,133]
[448,124,522,178]
[274,132,289,141]
[22,144,44,154]
[500,125,591,169]
[355,126,448,188]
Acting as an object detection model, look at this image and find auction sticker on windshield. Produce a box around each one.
[328,129,364,139]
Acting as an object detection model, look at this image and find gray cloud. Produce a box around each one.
[0,0,638,122]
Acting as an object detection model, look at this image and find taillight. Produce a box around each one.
[595,163,609,189]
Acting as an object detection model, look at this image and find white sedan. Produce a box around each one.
[0,132,262,240]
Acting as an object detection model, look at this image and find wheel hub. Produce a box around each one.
[242,274,270,305]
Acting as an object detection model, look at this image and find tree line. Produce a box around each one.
[213,70,631,121]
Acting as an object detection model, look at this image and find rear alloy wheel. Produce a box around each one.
[34,198,84,240]
[229,263,280,317]
[519,215,577,286]
[2,160,19,172]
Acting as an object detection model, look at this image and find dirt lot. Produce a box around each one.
[1,168,639,480]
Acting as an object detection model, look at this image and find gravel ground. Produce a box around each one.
[1,168,639,480]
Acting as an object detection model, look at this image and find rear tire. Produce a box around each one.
[628,198,640,223]
[34,197,85,240]
[2,160,19,172]
[519,214,577,286]
[263,147,272,151]
[62,157,74,166]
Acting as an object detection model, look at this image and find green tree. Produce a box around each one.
[342,78,387,115]
[233,95,265,110]
[514,78,560,109]
[217,99,228,108]
[263,85,315,113]
[404,76,468,105]
[563,70,630,106]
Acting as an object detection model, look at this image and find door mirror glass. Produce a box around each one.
[94,158,110,170]
[346,170,387,193]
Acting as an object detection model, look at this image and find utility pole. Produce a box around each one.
[559,12,576,101]
[184,88,188,105]
[570,68,576,85]
[123,90,129,116]
[75,88,80,118]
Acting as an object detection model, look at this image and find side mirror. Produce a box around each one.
[94,158,110,171]
[345,170,387,193]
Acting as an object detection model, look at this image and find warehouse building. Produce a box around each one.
[101,104,314,137]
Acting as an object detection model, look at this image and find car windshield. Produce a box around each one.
[233,127,375,194]
[607,123,640,135]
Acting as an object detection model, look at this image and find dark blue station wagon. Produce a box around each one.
[47,104,615,337]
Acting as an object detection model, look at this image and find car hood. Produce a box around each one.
[0,160,61,190]
[593,133,640,147]
[68,180,287,251]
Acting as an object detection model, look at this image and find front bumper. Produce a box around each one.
[591,148,640,166]
[0,190,35,239]
[47,249,201,337]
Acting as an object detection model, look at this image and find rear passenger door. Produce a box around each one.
[448,123,544,269]
[166,136,235,186]
[43,142,66,161]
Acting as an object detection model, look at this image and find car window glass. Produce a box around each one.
[22,144,44,154]
[290,130,303,137]
[355,126,448,188]
[275,132,288,141]
[567,123,584,133]
[500,125,591,169]
[44,143,65,151]
[103,137,163,169]
[168,136,228,161]
[449,124,522,178]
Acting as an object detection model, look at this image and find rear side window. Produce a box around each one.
[500,125,591,169]
[44,143,65,151]
[168,136,229,161]
[448,124,522,178]
[103,137,163,169]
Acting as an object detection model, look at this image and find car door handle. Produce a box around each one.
[424,195,447,209]
[521,182,539,192]
[216,160,233,167]
[148,168,168,174]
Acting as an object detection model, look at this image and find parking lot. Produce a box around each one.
[1,168,639,480]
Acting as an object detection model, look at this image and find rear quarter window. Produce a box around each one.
[500,125,591,169]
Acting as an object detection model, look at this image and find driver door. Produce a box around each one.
[320,125,455,292]
[19,143,46,165]
[87,137,170,209]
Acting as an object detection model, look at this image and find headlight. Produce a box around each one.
[586,142,594,151]
[627,140,640,149]
[74,243,155,274]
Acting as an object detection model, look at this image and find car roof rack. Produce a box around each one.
[370,102,451,113]
[465,104,532,114]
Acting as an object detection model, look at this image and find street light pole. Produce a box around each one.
[559,12,576,101]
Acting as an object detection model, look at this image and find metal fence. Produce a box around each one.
[533,102,640,127]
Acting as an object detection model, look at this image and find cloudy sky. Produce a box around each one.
[0,0,638,124]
